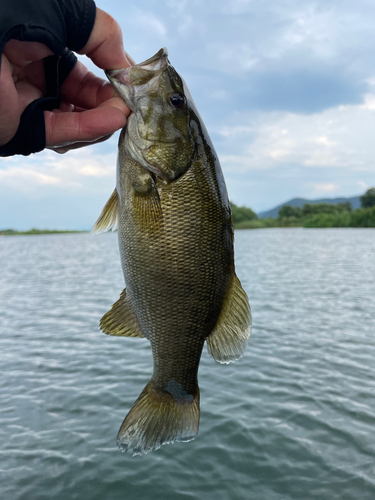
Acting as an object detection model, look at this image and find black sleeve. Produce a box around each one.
[0,0,96,56]
[0,0,97,157]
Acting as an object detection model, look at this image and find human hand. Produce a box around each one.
[0,8,133,154]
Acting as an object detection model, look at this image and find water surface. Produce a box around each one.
[0,229,374,499]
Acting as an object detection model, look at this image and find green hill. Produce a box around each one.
[258,195,361,219]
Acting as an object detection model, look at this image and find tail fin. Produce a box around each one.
[117,381,200,456]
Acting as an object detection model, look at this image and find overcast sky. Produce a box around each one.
[2,0,375,229]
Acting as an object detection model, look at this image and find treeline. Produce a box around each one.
[231,188,375,229]
[230,202,279,229]
[279,203,375,228]
[0,228,84,236]
[229,202,259,228]
[278,188,375,227]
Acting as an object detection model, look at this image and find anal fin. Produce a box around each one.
[92,188,118,234]
[100,289,144,338]
[206,274,251,364]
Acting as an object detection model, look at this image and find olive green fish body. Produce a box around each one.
[93,49,251,456]
[119,145,232,383]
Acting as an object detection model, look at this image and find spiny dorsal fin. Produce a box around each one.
[206,274,251,364]
[100,289,145,338]
[92,188,118,234]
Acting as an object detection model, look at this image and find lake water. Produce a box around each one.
[0,229,374,500]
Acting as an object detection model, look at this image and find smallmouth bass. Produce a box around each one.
[93,48,251,456]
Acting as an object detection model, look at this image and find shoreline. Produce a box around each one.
[0,229,88,236]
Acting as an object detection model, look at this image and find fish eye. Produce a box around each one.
[169,92,185,109]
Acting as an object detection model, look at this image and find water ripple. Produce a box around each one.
[0,230,375,499]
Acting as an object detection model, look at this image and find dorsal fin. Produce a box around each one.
[100,289,145,338]
[206,274,251,364]
[92,188,118,234]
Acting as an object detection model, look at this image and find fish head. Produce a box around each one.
[106,48,197,183]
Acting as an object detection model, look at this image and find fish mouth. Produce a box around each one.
[108,48,184,184]
[135,47,169,69]
[106,48,168,79]
[105,48,169,112]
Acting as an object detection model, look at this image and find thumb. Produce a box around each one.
[78,8,134,70]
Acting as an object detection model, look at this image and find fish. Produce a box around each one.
[92,48,251,456]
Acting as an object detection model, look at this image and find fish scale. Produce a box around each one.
[93,48,251,456]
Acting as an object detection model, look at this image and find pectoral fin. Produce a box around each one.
[100,289,145,338]
[92,188,118,234]
[206,274,251,364]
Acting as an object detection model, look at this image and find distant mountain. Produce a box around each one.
[258,195,361,219]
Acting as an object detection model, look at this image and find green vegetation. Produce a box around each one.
[280,201,361,228]
[278,205,303,218]
[0,228,85,236]
[360,187,375,208]
[230,202,258,225]
[231,188,375,229]
[234,218,280,229]
[302,207,375,228]
[3,189,375,234]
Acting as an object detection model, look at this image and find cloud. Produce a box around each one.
[102,0,375,116]
[235,68,365,114]
[215,92,375,174]
[0,167,60,188]
[134,13,167,37]
[356,180,370,191]
[78,164,113,177]
[0,147,117,195]
[311,183,340,194]
[4,0,375,225]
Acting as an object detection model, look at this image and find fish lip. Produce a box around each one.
[106,49,169,80]
[106,68,125,77]
[105,48,169,89]
[105,68,131,86]
[136,47,169,68]
[105,48,170,113]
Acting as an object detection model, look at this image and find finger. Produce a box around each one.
[13,59,46,93]
[3,40,53,70]
[60,60,130,112]
[48,134,112,154]
[44,103,127,148]
[0,55,20,145]
[78,8,133,70]
[59,96,128,115]
[0,55,44,146]
[14,80,44,111]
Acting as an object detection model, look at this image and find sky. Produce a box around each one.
[2,0,375,229]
